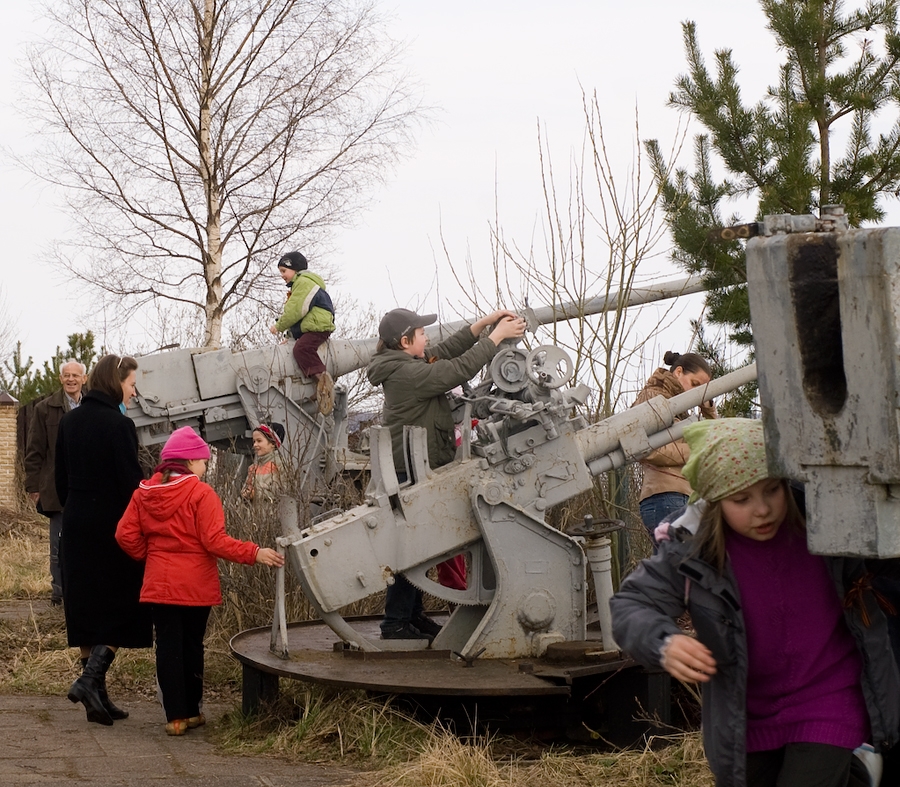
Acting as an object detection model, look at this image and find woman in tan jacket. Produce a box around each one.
[633,351,714,545]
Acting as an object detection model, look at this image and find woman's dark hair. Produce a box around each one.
[88,354,138,404]
[663,351,711,377]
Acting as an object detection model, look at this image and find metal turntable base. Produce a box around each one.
[230,615,671,745]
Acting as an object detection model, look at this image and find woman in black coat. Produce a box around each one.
[55,353,152,726]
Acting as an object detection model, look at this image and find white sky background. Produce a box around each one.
[0,1,874,382]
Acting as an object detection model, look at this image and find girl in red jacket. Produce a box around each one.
[116,426,284,736]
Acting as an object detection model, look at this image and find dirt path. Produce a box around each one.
[0,597,361,786]
[0,693,360,786]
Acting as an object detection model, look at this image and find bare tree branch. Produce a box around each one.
[19,0,423,348]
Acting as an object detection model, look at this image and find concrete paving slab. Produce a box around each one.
[0,694,358,786]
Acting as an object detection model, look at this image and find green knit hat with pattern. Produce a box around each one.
[682,418,769,503]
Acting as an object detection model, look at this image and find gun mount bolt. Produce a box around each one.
[365,518,377,529]
[534,499,547,511]
[324,538,332,547]
[484,485,503,504]
[401,494,411,504]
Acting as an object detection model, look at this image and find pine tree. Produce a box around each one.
[646,0,900,348]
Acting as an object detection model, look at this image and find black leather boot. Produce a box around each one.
[81,656,128,720]
[68,646,115,725]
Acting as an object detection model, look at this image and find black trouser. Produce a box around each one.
[379,471,425,635]
[151,604,210,722]
[48,511,64,599]
[380,574,425,634]
[746,742,868,787]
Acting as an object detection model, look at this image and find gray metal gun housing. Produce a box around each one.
[276,358,756,660]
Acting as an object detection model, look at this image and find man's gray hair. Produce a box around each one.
[60,358,87,375]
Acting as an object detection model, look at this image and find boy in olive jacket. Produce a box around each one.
[269,251,336,414]
[367,306,525,640]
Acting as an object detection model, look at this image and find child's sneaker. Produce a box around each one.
[316,371,334,416]
[411,614,443,640]
[165,719,188,736]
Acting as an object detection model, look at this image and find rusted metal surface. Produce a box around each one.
[231,616,574,696]
[747,210,900,556]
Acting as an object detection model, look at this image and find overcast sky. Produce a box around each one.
[0,1,805,367]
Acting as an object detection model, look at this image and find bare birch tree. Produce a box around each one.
[21,0,421,347]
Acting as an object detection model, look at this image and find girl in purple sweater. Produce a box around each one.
[611,419,899,787]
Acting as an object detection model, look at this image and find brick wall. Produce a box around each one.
[0,393,19,509]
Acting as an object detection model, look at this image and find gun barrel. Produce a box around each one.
[523,275,706,331]
[575,363,759,474]
[328,274,707,379]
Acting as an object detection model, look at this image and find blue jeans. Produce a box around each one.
[640,492,688,545]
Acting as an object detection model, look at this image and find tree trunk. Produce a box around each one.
[200,0,223,347]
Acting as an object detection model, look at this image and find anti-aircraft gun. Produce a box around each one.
[272,355,757,658]
[126,275,708,495]
[222,330,756,741]
[233,204,900,742]
[201,204,900,750]
[125,273,745,738]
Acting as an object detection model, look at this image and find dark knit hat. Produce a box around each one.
[277,251,308,272]
[378,308,437,345]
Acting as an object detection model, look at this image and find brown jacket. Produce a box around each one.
[632,368,693,501]
[24,389,73,512]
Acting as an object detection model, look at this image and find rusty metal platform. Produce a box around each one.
[230,615,673,746]
[230,615,584,697]
[229,615,644,698]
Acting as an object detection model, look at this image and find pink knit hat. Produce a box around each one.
[160,426,211,460]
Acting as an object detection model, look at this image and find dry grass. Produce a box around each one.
[0,479,712,786]
[215,683,432,765]
[213,681,713,787]
[0,509,52,598]
[371,731,713,787]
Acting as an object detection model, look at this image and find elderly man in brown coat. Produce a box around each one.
[24,359,88,605]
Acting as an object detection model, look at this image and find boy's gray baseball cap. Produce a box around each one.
[379,308,437,344]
